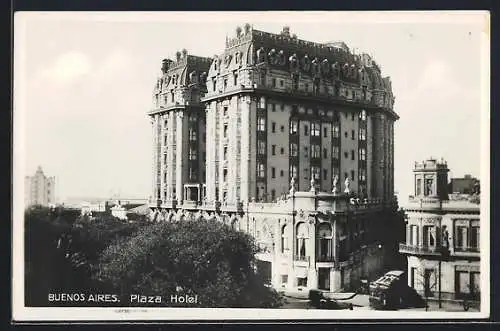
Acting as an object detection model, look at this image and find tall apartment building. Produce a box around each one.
[148,25,403,291]
[24,166,55,207]
[399,158,481,301]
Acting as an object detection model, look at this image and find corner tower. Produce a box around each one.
[149,50,212,209]
[412,158,450,201]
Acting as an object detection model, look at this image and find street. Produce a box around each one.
[281,294,480,312]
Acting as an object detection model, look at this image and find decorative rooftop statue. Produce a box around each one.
[344,177,351,194]
[310,177,317,193]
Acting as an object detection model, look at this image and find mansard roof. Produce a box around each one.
[207,25,392,93]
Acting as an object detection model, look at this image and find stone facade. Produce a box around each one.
[399,159,481,300]
[25,166,55,207]
[148,25,403,292]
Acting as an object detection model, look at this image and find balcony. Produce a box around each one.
[398,243,443,256]
[454,246,480,256]
[316,255,335,263]
[294,255,310,263]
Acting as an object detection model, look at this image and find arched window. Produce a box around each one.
[296,223,309,259]
[317,223,333,261]
[281,224,289,253]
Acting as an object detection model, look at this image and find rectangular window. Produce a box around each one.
[311,144,320,158]
[258,163,265,178]
[359,128,366,141]
[280,125,285,132]
[223,79,228,90]
[359,148,366,161]
[351,170,355,181]
[233,73,238,86]
[257,117,266,131]
[290,143,298,157]
[272,145,276,156]
[359,169,366,182]
[304,125,309,136]
[189,129,197,141]
[189,148,197,160]
[304,146,308,158]
[272,122,276,133]
[311,123,320,137]
[470,226,479,250]
[416,178,422,196]
[323,168,327,179]
[289,120,298,134]
[280,147,285,155]
[332,124,340,138]
[223,124,228,138]
[323,148,327,159]
[223,146,228,160]
[280,80,284,87]
[311,166,320,180]
[258,141,266,155]
[271,189,276,201]
[223,106,228,117]
[223,168,228,182]
[272,78,276,88]
[323,127,328,138]
[332,146,340,159]
[351,130,355,140]
[280,170,284,177]
[271,167,276,179]
[212,78,216,91]
[456,226,468,249]
[351,150,355,160]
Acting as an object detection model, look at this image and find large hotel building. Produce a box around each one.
[148,25,404,292]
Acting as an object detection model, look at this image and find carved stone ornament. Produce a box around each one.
[332,175,339,194]
[344,177,351,194]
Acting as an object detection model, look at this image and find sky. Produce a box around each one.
[14,11,489,202]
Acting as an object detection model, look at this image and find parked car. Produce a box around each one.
[369,270,406,310]
[308,289,354,310]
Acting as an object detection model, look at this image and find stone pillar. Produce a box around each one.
[176,112,184,205]
[308,217,316,288]
[330,269,341,292]
[205,102,217,202]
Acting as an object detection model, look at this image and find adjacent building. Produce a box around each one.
[449,174,480,195]
[24,166,55,207]
[148,25,403,292]
[399,158,481,301]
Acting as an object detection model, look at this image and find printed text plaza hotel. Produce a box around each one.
[148,25,404,292]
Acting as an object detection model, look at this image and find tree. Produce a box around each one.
[95,219,284,308]
[414,263,439,310]
[24,206,147,306]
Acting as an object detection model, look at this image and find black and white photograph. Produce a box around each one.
[12,11,490,321]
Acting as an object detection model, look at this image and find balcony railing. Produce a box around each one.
[399,243,443,256]
[454,246,480,253]
[294,255,310,263]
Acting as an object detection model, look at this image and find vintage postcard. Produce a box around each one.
[12,11,490,322]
